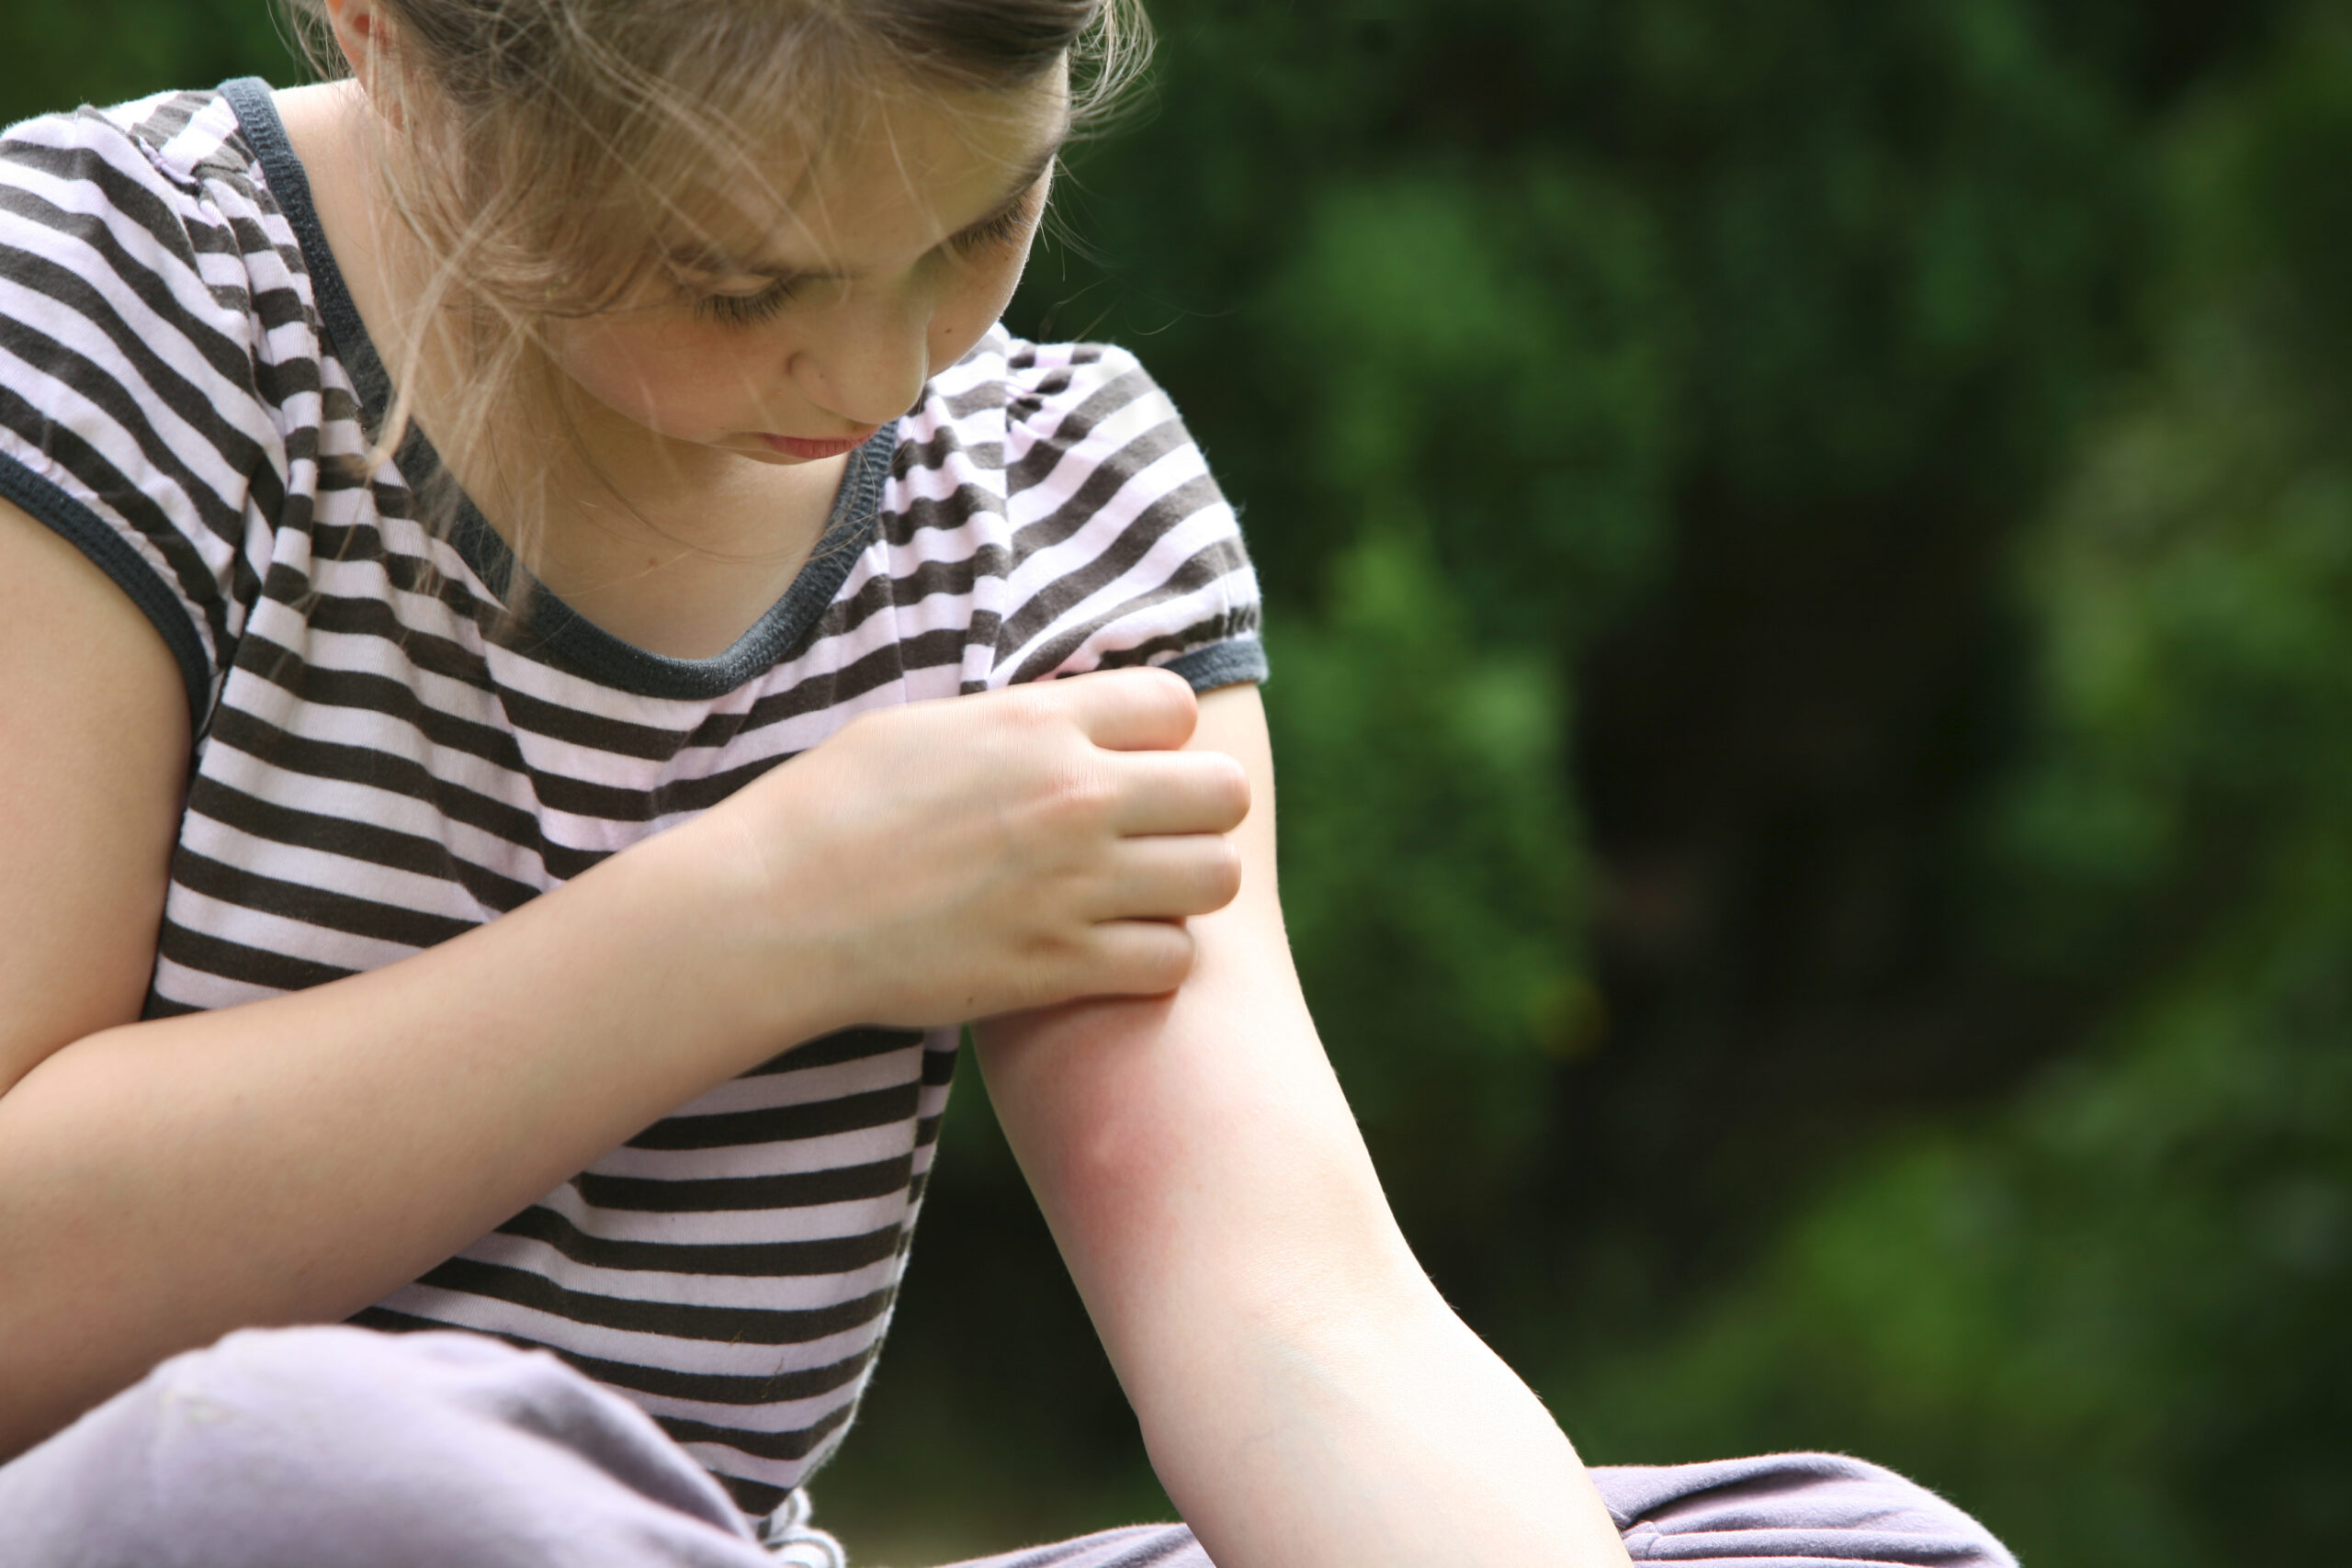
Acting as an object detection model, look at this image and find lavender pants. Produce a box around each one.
[0,1328,2017,1567]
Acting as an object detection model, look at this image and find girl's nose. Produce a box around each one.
[790,289,933,426]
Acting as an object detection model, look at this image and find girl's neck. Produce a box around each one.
[271,81,848,660]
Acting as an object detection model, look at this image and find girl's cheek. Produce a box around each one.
[551,321,741,425]
[931,315,981,367]
[548,322,652,400]
[552,345,655,419]
[933,263,1027,366]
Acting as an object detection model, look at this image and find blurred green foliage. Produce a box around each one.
[1665,11,2352,1551]
[8,3,2348,1563]
[0,2,297,115]
[1266,527,1593,1201]
[1547,9,2352,1565]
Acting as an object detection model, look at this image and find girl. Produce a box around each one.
[0,2,2016,1563]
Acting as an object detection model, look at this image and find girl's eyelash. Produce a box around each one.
[691,179,1045,327]
[949,185,1046,256]
[694,277,801,328]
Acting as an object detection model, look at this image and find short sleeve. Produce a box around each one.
[984,338,1266,693]
[0,94,282,727]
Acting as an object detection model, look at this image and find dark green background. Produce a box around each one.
[11,4,2348,1562]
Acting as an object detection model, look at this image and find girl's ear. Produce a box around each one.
[322,0,403,119]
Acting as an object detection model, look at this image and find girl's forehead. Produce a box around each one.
[679,73,1069,268]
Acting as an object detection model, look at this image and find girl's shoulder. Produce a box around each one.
[918,327,1170,439]
[0,85,302,389]
[896,327,1266,693]
[0,87,323,731]
[1,87,271,243]
[902,326,1215,514]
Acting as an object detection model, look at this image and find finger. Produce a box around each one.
[1049,666,1198,752]
[1102,749,1250,836]
[1091,833,1245,922]
[1076,918,1198,998]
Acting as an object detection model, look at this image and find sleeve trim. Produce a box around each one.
[0,450,211,728]
[1165,637,1269,694]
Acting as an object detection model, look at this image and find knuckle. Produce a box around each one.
[1040,762,1118,826]
[998,685,1062,735]
[976,676,1055,721]
[1030,927,1087,980]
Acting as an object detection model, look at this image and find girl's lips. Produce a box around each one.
[758,431,876,460]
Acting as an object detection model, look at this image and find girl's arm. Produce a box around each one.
[0,498,1246,1459]
[977,685,1634,1568]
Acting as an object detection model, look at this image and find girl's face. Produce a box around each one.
[545,75,1069,468]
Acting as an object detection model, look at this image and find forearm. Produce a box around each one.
[1175,1273,1624,1567]
[0,818,817,1458]
[978,689,1631,1568]
[983,988,1627,1568]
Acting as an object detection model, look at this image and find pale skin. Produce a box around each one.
[0,3,1634,1563]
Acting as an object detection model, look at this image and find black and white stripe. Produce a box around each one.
[0,81,1263,1520]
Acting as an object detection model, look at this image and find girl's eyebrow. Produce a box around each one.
[680,133,1068,283]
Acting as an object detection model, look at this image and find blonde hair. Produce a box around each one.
[277,0,1149,586]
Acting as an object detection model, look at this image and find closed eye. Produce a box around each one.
[693,276,803,328]
[687,169,1050,328]
[947,175,1049,258]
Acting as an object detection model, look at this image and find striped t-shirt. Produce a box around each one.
[0,80,1265,1520]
